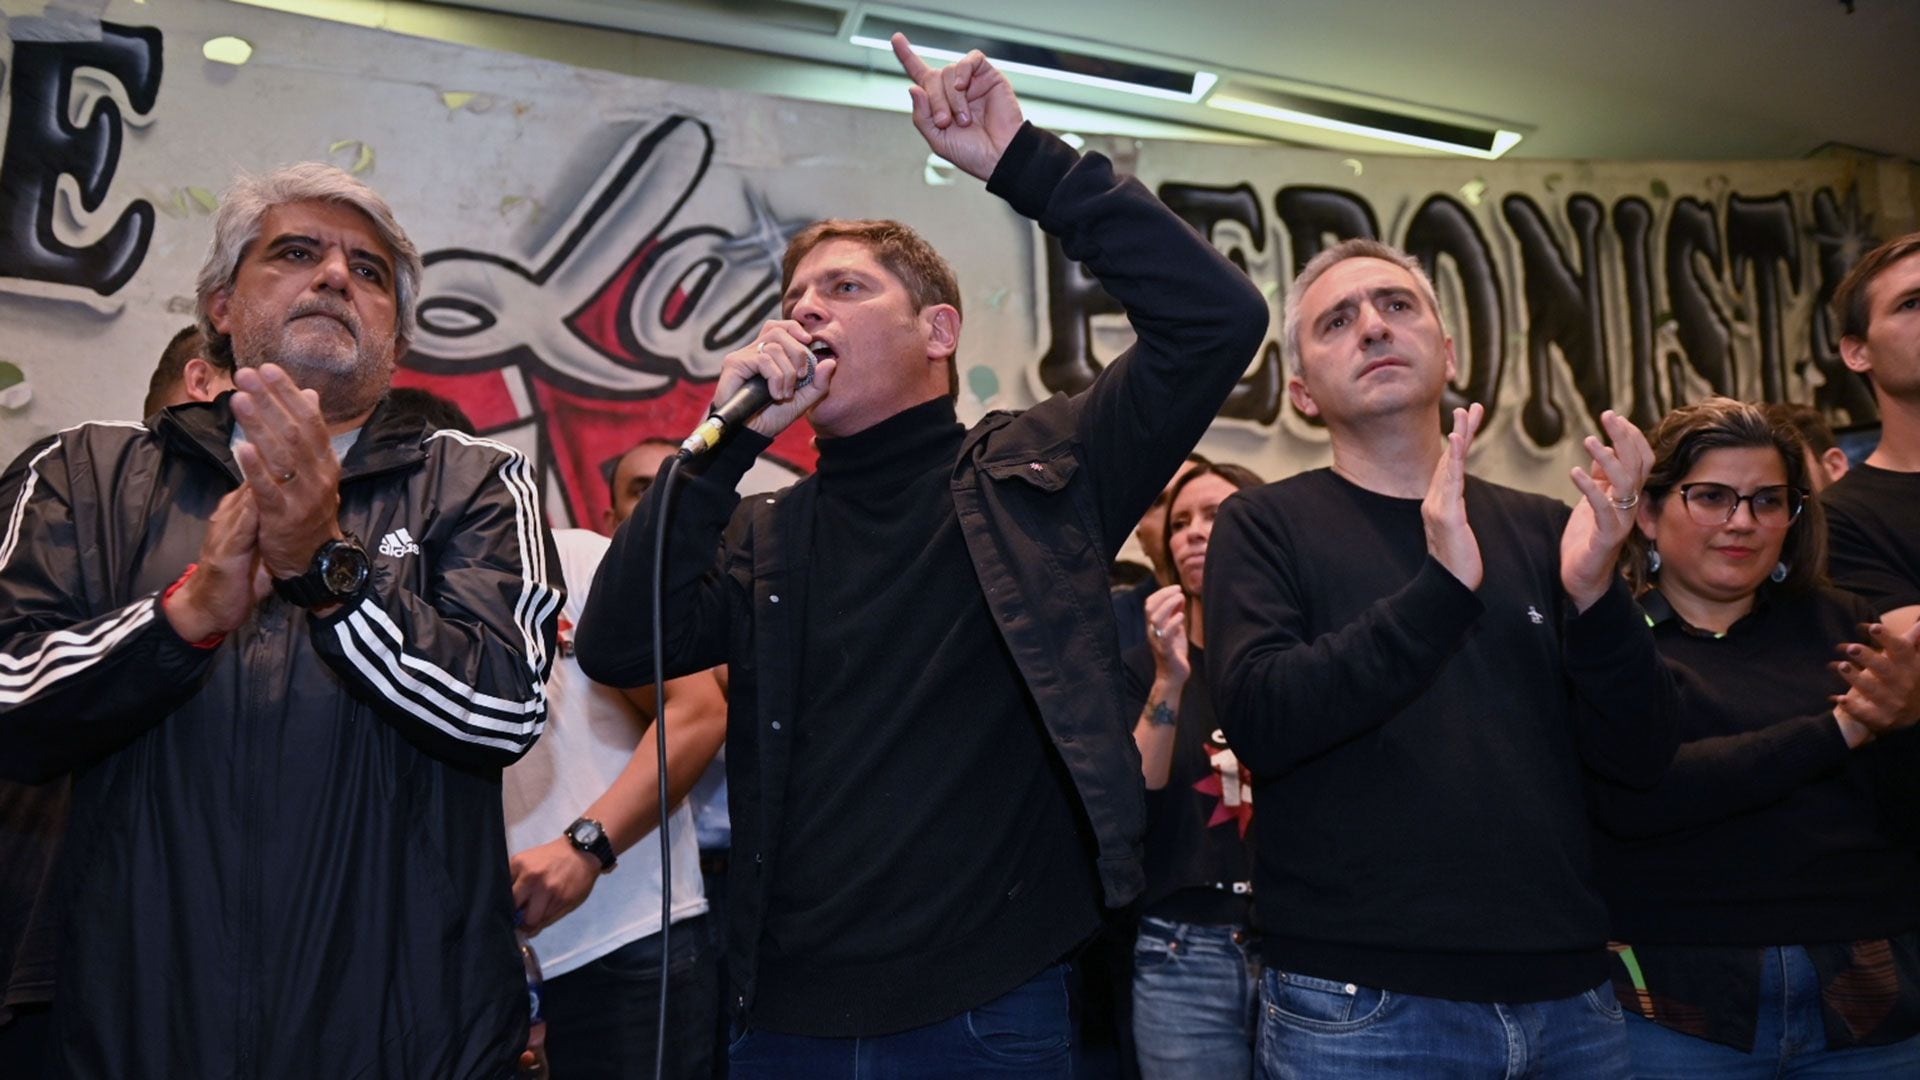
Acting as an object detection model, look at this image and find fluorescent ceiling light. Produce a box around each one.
[1209,85,1522,159]
[850,18,1215,104]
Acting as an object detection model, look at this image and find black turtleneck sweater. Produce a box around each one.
[752,396,1102,1035]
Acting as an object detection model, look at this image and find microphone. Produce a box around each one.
[678,354,815,457]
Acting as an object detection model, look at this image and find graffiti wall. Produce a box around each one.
[0,1,1903,535]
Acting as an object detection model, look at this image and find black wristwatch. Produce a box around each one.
[273,535,372,608]
[565,816,617,873]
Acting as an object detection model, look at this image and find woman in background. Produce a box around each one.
[1126,460,1264,1079]
[1590,397,1920,1077]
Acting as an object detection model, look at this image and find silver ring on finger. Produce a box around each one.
[277,470,296,485]
[1151,626,1164,639]
[1609,491,1639,511]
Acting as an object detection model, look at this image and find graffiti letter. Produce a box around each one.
[1806,187,1877,421]
[0,22,162,295]
[1501,194,1610,446]
[1664,198,1732,398]
[1035,235,1122,396]
[1403,195,1504,423]
[1726,193,1800,404]
[1275,186,1377,273]
[1157,182,1279,423]
[1612,197,1663,429]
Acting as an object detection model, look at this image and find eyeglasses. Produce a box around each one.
[1673,483,1806,527]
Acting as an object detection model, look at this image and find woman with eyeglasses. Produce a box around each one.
[1589,397,1920,1077]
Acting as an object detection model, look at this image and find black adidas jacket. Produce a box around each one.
[0,394,561,1078]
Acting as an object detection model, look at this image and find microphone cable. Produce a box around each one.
[649,451,685,1080]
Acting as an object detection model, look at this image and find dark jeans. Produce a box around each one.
[1254,968,1628,1079]
[1132,917,1257,1077]
[542,914,716,1080]
[1624,945,1920,1078]
[728,963,1076,1079]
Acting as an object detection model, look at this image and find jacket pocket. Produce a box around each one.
[981,447,1079,493]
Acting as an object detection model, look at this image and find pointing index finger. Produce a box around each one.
[890,33,933,81]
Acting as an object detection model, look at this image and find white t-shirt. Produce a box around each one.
[502,528,706,979]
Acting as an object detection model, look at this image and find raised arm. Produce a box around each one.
[890,37,1267,551]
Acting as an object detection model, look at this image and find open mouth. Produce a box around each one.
[808,340,837,362]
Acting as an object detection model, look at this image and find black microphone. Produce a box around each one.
[678,355,815,457]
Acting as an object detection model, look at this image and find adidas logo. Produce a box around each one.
[378,528,421,558]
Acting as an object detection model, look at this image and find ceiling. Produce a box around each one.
[420,0,1920,162]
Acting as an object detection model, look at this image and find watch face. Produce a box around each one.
[320,543,370,594]
[572,820,603,846]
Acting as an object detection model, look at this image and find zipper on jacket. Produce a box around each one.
[238,603,286,1074]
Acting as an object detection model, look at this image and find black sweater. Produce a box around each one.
[754,397,1099,1034]
[1823,463,1920,616]
[1591,585,1920,945]
[1205,469,1677,1003]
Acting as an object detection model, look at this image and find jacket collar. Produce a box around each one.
[1639,584,1778,639]
[154,389,430,484]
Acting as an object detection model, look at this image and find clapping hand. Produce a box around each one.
[1561,410,1653,612]
[1424,403,1484,590]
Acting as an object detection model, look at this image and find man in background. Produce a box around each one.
[1824,232,1920,636]
[1766,401,1850,493]
[141,325,233,416]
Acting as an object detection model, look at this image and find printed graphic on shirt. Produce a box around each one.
[1195,727,1254,838]
[556,614,575,658]
[378,528,422,558]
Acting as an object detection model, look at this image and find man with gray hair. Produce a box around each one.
[1205,237,1678,1077]
[0,163,560,1077]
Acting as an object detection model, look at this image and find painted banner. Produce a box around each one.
[1,0,1902,534]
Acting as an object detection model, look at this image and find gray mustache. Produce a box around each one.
[287,301,359,337]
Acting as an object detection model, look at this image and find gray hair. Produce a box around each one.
[194,163,423,366]
[1282,237,1444,377]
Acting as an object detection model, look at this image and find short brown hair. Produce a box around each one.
[782,219,962,396]
[1622,397,1826,597]
[142,325,217,417]
[1763,401,1838,455]
[1831,231,1920,341]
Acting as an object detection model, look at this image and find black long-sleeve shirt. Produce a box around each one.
[1591,585,1920,944]
[1590,585,1920,1053]
[1205,469,1678,1003]
[1823,463,1920,616]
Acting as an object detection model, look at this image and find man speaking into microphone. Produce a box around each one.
[575,34,1267,1076]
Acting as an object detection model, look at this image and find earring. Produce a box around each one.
[1648,547,1661,574]
[1771,561,1789,583]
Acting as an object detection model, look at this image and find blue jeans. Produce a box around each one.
[728,963,1075,1079]
[1132,917,1257,1078]
[540,914,716,1080]
[1624,945,1920,1078]
[1254,968,1628,1079]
